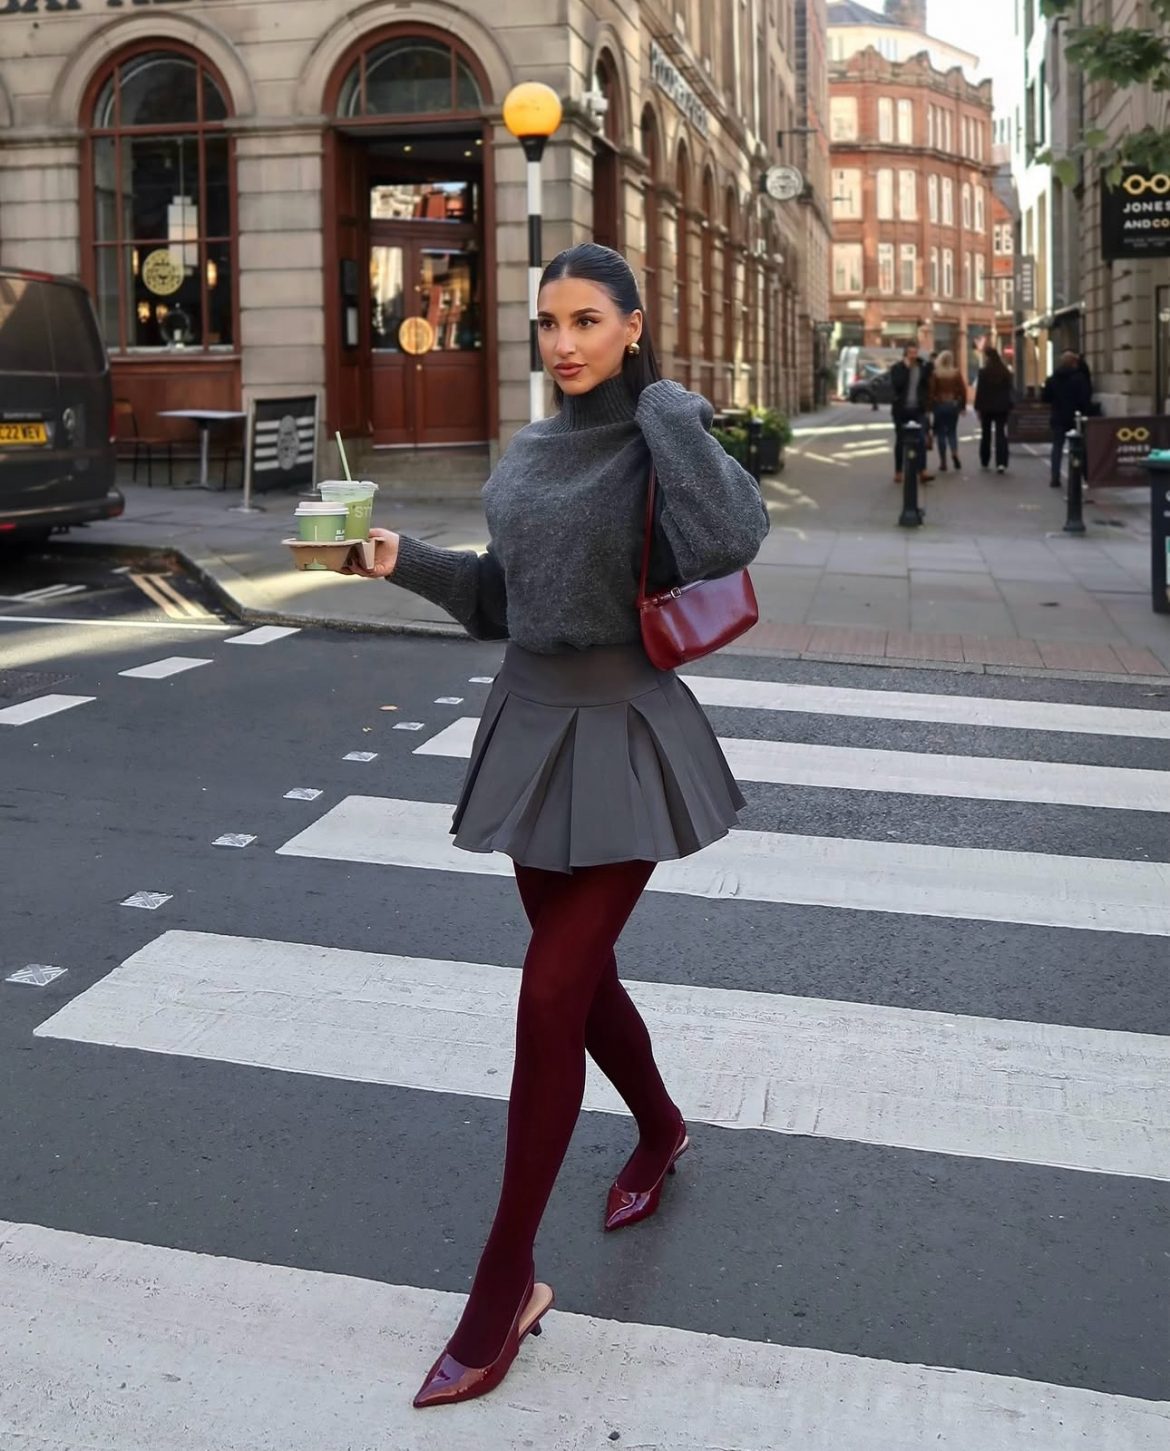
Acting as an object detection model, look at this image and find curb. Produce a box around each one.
[54,536,1170,690]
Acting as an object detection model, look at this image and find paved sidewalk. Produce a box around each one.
[51,404,1170,680]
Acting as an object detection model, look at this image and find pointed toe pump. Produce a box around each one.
[412,1272,555,1409]
[604,1120,690,1232]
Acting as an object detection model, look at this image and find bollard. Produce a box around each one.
[898,420,925,528]
[746,415,763,484]
[1063,428,1086,534]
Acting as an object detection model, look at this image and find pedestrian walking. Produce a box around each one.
[889,341,935,483]
[1042,350,1094,488]
[974,346,1014,473]
[927,350,967,472]
[345,242,769,1410]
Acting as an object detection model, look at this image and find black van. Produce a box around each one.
[0,267,123,546]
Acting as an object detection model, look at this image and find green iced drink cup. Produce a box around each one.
[318,480,378,540]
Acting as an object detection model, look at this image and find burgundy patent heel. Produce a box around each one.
[604,1119,690,1232]
[412,1272,555,1409]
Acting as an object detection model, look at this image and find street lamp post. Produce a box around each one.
[503,82,563,422]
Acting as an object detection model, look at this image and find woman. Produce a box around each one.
[927,350,967,472]
[973,346,1015,474]
[347,243,769,1409]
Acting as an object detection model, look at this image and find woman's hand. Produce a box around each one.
[341,526,400,579]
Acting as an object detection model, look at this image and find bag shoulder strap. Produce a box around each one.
[637,463,656,605]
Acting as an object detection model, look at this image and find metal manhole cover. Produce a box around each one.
[0,670,72,701]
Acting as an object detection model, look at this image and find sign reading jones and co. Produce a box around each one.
[1084,416,1170,487]
[1101,170,1170,261]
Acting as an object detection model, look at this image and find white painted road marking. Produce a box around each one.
[211,834,256,848]
[2,1219,1163,1451]
[278,796,1170,936]
[38,931,1170,1180]
[118,656,214,680]
[342,751,378,762]
[226,626,302,645]
[5,582,88,601]
[416,718,1170,813]
[680,675,1170,740]
[0,614,232,631]
[0,693,95,726]
[120,892,172,910]
[5,965,68,986]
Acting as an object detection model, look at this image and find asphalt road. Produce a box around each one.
[1,547,1167,1449]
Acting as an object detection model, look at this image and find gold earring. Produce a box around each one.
[626,341,641,356]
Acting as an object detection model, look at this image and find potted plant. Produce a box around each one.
[749,405,792,473]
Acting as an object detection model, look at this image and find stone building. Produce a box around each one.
[1072,0,1170,416]
[827,9,996,372]
[0,0,831,489]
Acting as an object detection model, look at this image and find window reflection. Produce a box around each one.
[370,181,477,224]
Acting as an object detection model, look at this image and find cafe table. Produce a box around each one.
[158,408,248,491]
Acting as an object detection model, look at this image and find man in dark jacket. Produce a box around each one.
[889,342,934,482]
[1042,351,1094,488]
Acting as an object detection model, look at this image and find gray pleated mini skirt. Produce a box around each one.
[450,641,745,873]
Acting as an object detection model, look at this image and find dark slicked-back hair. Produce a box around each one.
[538,243,662,406]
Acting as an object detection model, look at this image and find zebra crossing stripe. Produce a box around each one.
[35,931,1170,1180]
[0,693,95,725]
[680,676,1170,740]
[415,719,1170,813]
[2,1220,1164,1449]
[276,796,1170,936]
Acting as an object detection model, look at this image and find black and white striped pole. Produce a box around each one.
[503,83,563,422]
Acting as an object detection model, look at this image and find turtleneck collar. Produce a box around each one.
[543,372,638,433]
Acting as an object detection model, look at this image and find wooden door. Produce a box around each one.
[369,227,486,446]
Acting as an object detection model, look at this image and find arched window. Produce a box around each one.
[641,107,661,336]
[592,51,622,252]
[675,141,691,384]
[86,47,233,351]
[701,167,715,367]
[336,35,482,117]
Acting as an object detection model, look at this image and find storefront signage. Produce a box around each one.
[1,1,192,14]
[1016,256,1036,312]
[248,395,319,494]
[398,317,435,356]
[1084,415,1170,487]
[650,40,709,139]
[141,248,184,297]
[1102,170,1170,261]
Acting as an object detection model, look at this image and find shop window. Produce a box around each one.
[337,37,482,118]
[87,48,233,353]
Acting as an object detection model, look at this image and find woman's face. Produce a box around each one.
[537,277,642,396]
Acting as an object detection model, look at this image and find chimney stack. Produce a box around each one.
[885,0,927,30]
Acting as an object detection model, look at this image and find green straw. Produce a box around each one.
[335,431,353,482]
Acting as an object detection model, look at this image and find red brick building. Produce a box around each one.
[990,145,1018,360]
[829,44,997,375]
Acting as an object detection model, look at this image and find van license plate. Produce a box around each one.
[0,422,48,445]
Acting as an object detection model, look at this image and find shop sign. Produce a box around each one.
[141,248,184,297]
[1084,415,1170,487]
[398,317,435,355]
[1,1,192,13]
[1016,256,1036,312]
[650,41,709,139]
[1101,170,1170,261]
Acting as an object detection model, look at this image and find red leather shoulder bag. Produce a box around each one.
[636,464,759,671]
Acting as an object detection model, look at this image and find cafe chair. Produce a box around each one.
[113,399,174,488]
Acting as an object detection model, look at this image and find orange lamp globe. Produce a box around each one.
[503,82,562,140]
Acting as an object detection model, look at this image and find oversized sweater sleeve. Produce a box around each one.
[387,533,509,641]
[635,379,770,582]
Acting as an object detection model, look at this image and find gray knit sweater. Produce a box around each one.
[388,376,770,654]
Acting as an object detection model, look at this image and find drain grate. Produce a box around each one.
[0,670,72,701]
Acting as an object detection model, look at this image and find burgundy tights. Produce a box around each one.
[444,858,680,1367]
